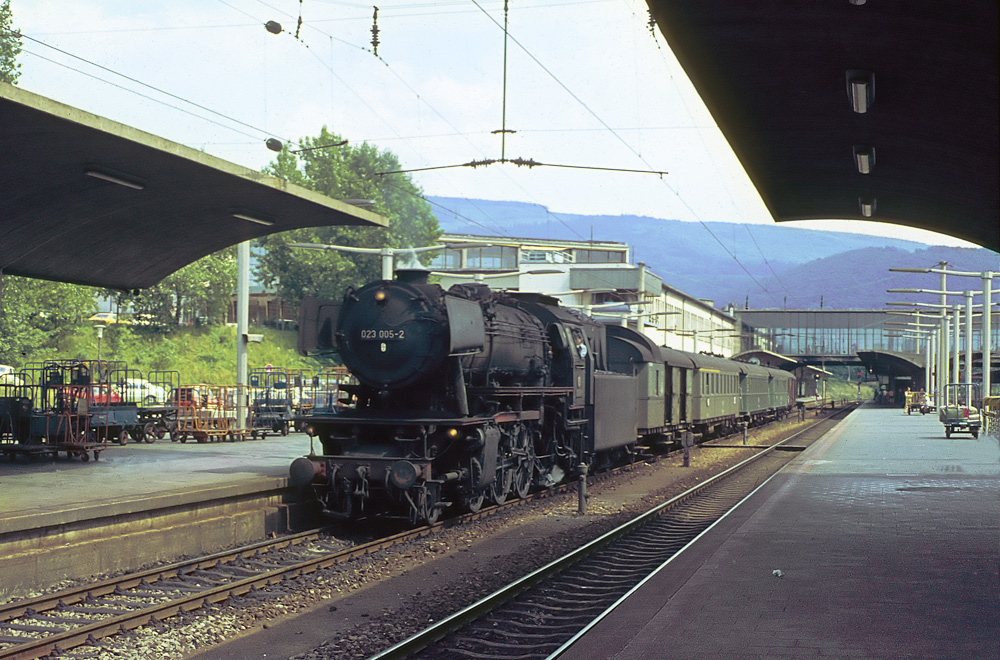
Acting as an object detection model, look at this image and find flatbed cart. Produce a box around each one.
[904,390,928,415]
[173,384,251,442]
[939,382,982,438]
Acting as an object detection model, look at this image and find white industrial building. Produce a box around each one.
[429,234,759,358]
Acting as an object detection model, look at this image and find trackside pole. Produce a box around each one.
[236,241,249,430]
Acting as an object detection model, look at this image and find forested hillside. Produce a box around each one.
[428,196,997,310]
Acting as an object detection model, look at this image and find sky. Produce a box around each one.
[9,0,978,248]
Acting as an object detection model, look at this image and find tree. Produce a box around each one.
[1,0,21,85]
[255,127,441,305]
[0,277,96,365]
[127,248,238,327]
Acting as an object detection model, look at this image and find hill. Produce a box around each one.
[428,196,997,310]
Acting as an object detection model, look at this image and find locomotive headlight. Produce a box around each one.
[374,290,387,302]
[447,428,460,438]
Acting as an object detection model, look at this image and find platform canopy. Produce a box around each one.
[646,1,998,251]
[0,83,386,291]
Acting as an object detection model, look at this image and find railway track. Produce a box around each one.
[367,406,852,660]
[0,405,850,660]
[0,458,635,660]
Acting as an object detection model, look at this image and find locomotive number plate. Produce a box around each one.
[360,329,405,341]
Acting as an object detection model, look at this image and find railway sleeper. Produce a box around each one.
[1,620,66,633]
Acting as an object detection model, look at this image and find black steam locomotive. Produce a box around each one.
[290,268,796,524]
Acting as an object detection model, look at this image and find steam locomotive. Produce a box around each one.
[290,268,796,524]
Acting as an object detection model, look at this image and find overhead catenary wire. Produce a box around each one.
[15,3,781,305]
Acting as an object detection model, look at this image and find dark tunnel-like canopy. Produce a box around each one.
[646,0,998,251]
[0,83,386,291]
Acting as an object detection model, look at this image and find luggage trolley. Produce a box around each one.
[89,365,140,445]
[10,362,110,462]
[939,382,982,438]
[249,367,293,439]
[172,384,250,443]
[295,366,355,446]
[904,390,927,415]
[1,369,34,460]
[132,370,180,442]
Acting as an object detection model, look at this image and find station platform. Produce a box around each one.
[0,434,316,597]
[557,403,1000,660]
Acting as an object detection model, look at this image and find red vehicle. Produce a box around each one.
[88,384,122,405]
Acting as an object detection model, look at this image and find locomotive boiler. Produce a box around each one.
[291,269,639,524]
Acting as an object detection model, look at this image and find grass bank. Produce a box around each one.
[18,323,328,385]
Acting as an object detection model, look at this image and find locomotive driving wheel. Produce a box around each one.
[460,459,486,513]
[512,427,535,499]
[489,460,512,505]
[460,490,485,513]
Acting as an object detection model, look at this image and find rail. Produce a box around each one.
[0,403,853,660]
[366,406,853,660]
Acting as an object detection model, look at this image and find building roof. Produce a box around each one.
[0,83,385,291]
[441,233,629,251]
[647,1,998,251]
[732,349,799,369]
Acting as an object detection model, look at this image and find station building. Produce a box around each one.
[430,234,766,359]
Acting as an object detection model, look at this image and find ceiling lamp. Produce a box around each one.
[853,146,876,174]
[846,70,874,114]
[858,197,877,217]
[232,211,274,226]
[85,168,145,190]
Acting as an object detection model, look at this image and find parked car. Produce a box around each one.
[122,378,168,405]
[88,312,128,324]
[88,384,122,405]
[0,365,22,386]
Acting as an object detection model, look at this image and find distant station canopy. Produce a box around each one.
[0,83,385,291]
[646,1,998,251]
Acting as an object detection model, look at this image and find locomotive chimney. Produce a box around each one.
[395,267,430,285]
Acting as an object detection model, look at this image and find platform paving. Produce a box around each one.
[557,403,1000,660]
[0,433,315,531]
[0,434,316,597]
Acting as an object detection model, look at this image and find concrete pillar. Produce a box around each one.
[964,291,973,385]
[983,273,993,397]
[953,305,961,384]
[925,331,933,395]
[940,315,950,405]
[940,266,948,405]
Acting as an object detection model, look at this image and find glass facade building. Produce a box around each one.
[738,309,999,357]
